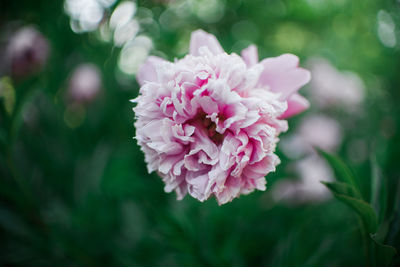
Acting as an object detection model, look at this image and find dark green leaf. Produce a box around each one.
[334,194,378,233]
[386,183,400,246]
[370,157,387,224]
[0,77,15,115]
[322,181,362,199]
[370,234,398,267]
[317,148,359,190]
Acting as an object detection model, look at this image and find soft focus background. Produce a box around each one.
[1,0,399,266]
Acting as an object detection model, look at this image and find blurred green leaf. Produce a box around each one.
[317,148,359,191]
[322,181,361,199]
[370,233,398,267]
[318,150,378,232]
[0,77,15,115]
[333,194,378,234]
[386,183,400,248]
[370,157,387,224]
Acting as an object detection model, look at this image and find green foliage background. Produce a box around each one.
[0,0,400,266]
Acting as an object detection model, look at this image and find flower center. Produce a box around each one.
[202,116,224,145]
[190,110,225,145]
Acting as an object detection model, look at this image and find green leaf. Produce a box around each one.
[0,77,15,115]
[370,157,387,224]
[385,183,400,246]
[370,234,398,267]
[332,194,378,233]
[322,181,361,199]
[317,148,359,190]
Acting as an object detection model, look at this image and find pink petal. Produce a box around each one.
[243,156,278,180]
[189,30,224,56]
[136,56,165,86]
[280,93,310,119]
[259,54,311,100]
[241,45,258,67]
[186,170,211,201]
[215,176,241,205]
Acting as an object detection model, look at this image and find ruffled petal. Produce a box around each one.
[280,93,310,119]
[189,30,224,56]
[259,54,311,100]
[136,56,165,86]
[241,45,258,67]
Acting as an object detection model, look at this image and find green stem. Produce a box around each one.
[359,216,373,267]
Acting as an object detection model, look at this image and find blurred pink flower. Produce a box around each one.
[272,155,333,204]
[6,26,50,78]
[274,115,342,204]
[133,30,310,204]
[307,58,365,110]
[68,64,101,103]
[280,114,343,159]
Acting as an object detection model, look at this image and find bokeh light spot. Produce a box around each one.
[64,103,86,128]
[377,10,396,48]
[118,36,152,75]
[109,1,137,30]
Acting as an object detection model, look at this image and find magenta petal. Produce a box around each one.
[280,93,310,119]
[259,54,311,99]
[241,45,258,67]
[189,30,224,56]
[136,56,165,86]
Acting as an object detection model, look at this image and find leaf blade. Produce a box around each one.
[370,233,398,267]
[317,148,359,190]
[322,181,362,199]
[333,194,379,233]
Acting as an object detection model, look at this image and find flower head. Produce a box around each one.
[133,30,310,204]
[68,63,101,104]
[307,58,365,110]
[6,26,50,78]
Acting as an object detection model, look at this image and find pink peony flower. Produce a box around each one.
[272,155,334,204]
[133,30,310,204]
[307,58,365,110]
[67,63,101,104]
[6,26,50,79]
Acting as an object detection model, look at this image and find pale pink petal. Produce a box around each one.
[186,170,211,201]
[262,54,299,70]
[136,56,165,86]
[280,93,310,119]
[215,176,241,205]
[259,54,311,99]
[189,30,224,56]
[241,45,258,67]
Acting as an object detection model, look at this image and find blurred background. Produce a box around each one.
[0,0,400,266]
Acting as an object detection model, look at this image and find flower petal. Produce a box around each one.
[241,45,258,67]
[259,54,311,99]
[189,30,224,56]
[136,56,165,86]
[280,93,310,119]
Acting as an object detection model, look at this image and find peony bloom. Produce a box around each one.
[133,30,310,204]
[272,155,334,204]
[6,26,50,78]
[67,63,101,104]
[274,115,342,204]
[307,58,365,110]
[280,114,343,159]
